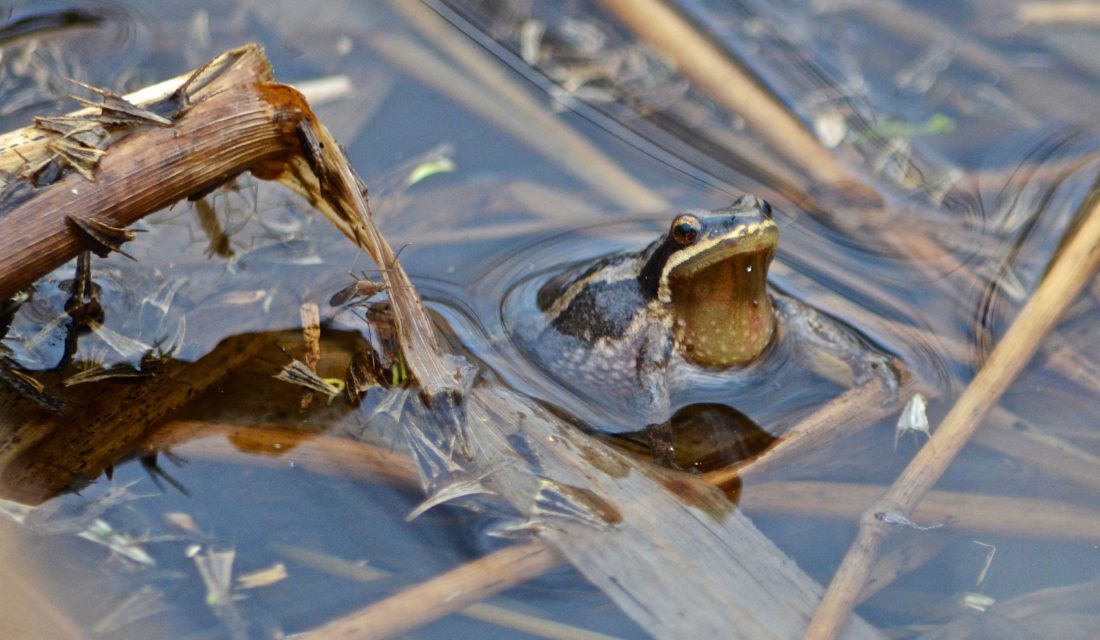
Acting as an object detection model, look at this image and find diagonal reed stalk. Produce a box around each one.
[804,191,1100,638]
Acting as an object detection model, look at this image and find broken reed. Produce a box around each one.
[0,44,314,302]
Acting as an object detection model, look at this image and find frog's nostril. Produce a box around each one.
[759,200,772,219]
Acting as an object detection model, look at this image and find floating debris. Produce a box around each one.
[973,541,996,586]
[66,215,140,259]
[405,155,456,187]
[194,547,236,606]
[67,78,174,126]
[532,478,622,529]
[88,320,153,360]
[237,562,288,589]
[64,363,149,386]
[960,592,996,613]
[895,393,930,453]
[163,512,201,535]
[193,547,248,639]
[78,518,156,566]
[406,468,501,521]
[874,511,947,532]
[0,358,64,411]
[274,359,343,400]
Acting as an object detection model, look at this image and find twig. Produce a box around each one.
[804,192,1100,638]
[740,481,1100,544]
[300,541,563,640]
[143,420,420,487]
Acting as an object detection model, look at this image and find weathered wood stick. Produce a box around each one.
[0,44,306,302]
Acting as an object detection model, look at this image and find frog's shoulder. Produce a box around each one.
[537,254,647,343]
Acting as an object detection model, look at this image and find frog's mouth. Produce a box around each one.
[666,224,777,368]
[665,220,778,280]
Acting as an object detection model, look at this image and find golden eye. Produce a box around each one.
[670,214,700,245]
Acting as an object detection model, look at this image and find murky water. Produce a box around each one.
[1,0,1099,637]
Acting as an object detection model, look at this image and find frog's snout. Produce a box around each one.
[734,194,772,219]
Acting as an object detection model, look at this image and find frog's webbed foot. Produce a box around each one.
[773,293,904,404]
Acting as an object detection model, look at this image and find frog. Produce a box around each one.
[513,195,898,465]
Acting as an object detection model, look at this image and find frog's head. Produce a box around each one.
[639,195,778,367]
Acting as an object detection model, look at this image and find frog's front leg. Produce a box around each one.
[635,318,676,465]
[772,292,903,400]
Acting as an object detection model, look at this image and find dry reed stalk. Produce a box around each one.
[741,481,1100,543]
[300,540,562,640]
[382,0,667,212]
[804,193,1100,639]
[1017,1,1100,24]
[974,406,1100,494]
[143,420,420,487]
[594,0,871,194]
[0,45,315,302]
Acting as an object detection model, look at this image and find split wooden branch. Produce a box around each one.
[0,44,308,302]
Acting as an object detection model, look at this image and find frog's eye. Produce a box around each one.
[671,215,700,245]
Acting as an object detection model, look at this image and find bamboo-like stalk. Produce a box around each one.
[804,193,1100,639]
[301,541,562,640]
[594,0,872,194]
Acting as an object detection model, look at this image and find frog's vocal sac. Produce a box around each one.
[513,195,897,464]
